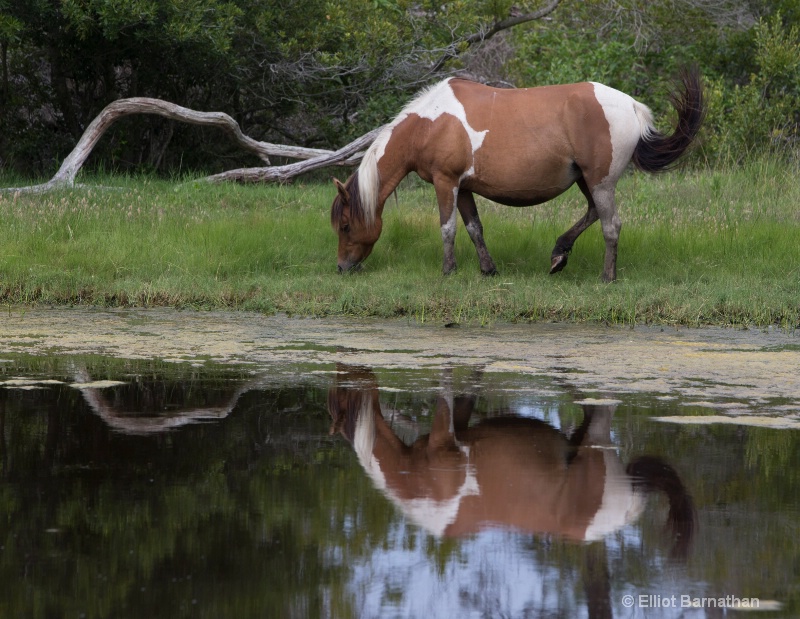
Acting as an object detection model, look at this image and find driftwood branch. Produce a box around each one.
[202,126,383,184]
[2,98,378,194]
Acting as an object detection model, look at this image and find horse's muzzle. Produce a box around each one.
[337,262,363,274]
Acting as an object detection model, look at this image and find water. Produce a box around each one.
[0,354,796,618]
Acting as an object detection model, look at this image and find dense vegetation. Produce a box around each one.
[0,0,798,176]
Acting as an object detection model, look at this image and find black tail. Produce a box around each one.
[632,67,705,172]
[627,455,696,561]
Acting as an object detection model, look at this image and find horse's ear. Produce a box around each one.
[333,177,349,202]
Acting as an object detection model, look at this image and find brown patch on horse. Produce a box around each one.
[562,83,614,187]
[447,79,613,205]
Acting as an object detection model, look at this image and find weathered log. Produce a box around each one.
[203,126,383,184]
[2,97,379,193]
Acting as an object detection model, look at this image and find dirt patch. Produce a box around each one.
[1,307,799,416]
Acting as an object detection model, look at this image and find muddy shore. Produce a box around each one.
[1,307,799,420]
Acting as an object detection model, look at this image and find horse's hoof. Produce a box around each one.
[481,267,498,277]
[549,254,568,274]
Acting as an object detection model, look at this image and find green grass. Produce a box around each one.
[1,159,799,327]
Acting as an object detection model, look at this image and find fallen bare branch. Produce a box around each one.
[2,3,564,195]
[2,97,372,194]
[202,126,384,184]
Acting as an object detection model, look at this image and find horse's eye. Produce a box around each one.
[341,224,350,233]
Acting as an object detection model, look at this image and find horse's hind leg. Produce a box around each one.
[457,190,497,275]
[592,183,621,282]
[550,178,599,275]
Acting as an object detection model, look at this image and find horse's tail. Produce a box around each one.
[626,455,696,561]
[632,67,705,173]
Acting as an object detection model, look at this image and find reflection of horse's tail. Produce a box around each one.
[632,66,705,173]
[626,455,696,561]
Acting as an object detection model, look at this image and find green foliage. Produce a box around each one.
[509,22,647,94]
[701,14,800,163]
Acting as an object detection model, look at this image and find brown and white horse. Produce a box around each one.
[328,366,695,559]
[331,70,704,281]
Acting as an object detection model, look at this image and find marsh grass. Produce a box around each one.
[1,160,799,327]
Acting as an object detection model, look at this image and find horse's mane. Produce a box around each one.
[330,170,365,228]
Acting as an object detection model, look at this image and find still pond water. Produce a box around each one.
[0,354,797,618]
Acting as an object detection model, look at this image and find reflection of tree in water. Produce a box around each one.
[0,387,6,474]
[328,365,695,618]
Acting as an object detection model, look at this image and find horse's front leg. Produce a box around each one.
[457,190,497,276]
[435,183,459,275]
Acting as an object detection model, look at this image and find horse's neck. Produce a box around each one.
[370,127,417,211]
[375,165,411,214]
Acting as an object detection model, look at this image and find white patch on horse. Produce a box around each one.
[372,79,487,170]
[583,450,645,541]
[389,467,479,537]
[357,79,488,222]
[465,219,481,239]
[353,401,387,490]
[591,82,656,183]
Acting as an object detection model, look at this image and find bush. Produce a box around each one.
[702,14,799,164]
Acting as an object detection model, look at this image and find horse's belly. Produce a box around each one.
[479,190,567,207]
[465,173,578,207]
[466,151,580,206]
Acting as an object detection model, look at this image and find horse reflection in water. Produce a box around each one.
[328,366,694,560]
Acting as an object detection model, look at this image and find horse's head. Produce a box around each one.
[327,364,380,441]
[331,176,382,273]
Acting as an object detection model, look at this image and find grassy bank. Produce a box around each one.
[1,160,799,327]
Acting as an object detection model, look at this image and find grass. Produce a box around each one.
[1,159,799,327]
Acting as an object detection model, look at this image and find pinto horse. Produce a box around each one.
[328,366,695,559]
[331,70,704,281]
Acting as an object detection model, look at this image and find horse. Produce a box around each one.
[327,366,695,559]
[331,69,705,281]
